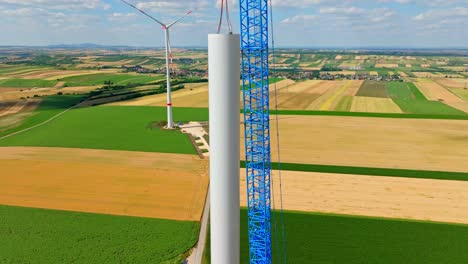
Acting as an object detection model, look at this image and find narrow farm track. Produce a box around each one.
[0,102,80,140]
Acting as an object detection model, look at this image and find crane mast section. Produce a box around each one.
[240,0,272,263]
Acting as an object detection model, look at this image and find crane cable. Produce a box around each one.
[269,0,288,262]
[217,0,233,34]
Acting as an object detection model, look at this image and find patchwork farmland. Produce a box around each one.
[1,47,468,263]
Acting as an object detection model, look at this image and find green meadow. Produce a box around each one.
[0,106,209,154]
[0,205,199,264]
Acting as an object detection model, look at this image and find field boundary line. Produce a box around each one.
[0,102,82,141]
[240,161,468,182]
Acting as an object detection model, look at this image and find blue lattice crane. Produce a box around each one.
[240,0,272,263]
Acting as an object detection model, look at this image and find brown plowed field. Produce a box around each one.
[241,115,468,172]
[0,147,208,221]
[240,170,468,224]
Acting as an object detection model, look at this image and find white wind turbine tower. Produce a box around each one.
[120,0,192,129]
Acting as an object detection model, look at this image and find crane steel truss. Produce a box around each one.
[240,0,272,263]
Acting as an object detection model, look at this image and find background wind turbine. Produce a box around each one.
[119,0,192,129]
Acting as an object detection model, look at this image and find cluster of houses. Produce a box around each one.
[122,65,207,78]
[280,71,402,81]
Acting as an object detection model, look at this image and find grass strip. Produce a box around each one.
[240,161,468,181]
[271,109,468,120]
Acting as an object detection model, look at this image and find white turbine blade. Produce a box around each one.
[167,10,193,28]
[119,0,165,27]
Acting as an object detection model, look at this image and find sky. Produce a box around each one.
[0,0,467,48]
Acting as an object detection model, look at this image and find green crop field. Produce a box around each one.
[356,81,388,98]
[59,73,163,86]
[0,205,199,263]
[0,78,58,88]
[392,99,465,115]
[450,88,468,101]
[0,94,85,137]
[384,82,463,115]
[387,82,415,100]
[240,161,468,181]
[239,210,468,263]
[0,106,209,154]
[406,82,427,100]
[335,96,353,111]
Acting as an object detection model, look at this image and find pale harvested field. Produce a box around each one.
[449,88,468,101]
[343,80,363,96]
[283,80,323,94]
[414,72,433,78]
[448,102,468,113]
[319,81,354,110]
[350,96,402,113]
[0,112,35,132]
[240,170,468,224]
[324,71,356,75]
[270,80,360,110]
[0,100,29,117]
[415,79,464,103]
[110,83,209,107]
[0,147,208,221]
[0,86,99,100]
[241,115,468,172]
[45,70,119,80]
[12,70,115,80]
[335,55,343,60]
[434,78,466,89]
[305,81,347,110]
[0,99,40,131]
[414,72,462,78]
[375,64,398,68]
[398,71,408,77]
[369,71,378,76]
[300,67,322,71]
[111,80,297,109]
